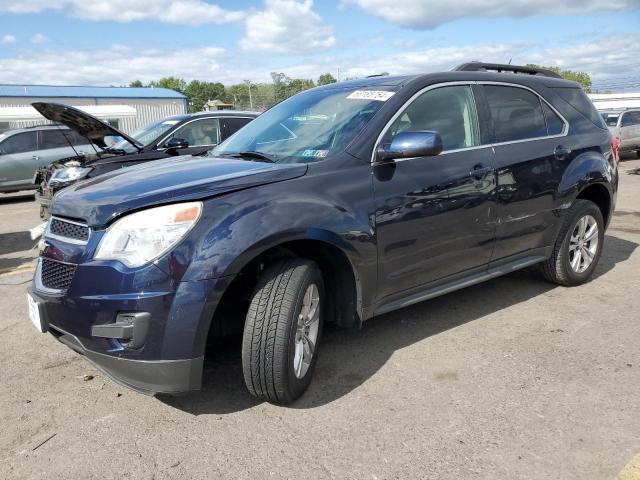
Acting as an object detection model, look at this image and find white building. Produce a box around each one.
[0,84,188,134]
[588,92,640,111]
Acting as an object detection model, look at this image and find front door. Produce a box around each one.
[373,84,497,300]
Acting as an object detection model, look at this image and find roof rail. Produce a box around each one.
[453,62,563,79]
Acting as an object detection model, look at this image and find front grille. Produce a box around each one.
[41,258,76,291]
[49,218,90,242]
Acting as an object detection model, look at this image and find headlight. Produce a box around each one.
[94,202,202,268]
[49,166,92,185]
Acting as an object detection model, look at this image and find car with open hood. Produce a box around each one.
[32,102,258,219]
[27,63,618,405]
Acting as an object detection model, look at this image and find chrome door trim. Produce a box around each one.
[371,80,571,165]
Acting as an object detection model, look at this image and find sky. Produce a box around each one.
[0,0,639,91]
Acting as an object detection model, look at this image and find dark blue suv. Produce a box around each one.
[27,63,618,404]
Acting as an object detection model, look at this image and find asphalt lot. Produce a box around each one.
[1,158,640,480]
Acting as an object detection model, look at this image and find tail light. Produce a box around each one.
[611,136,620,165]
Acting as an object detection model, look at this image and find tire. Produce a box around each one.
[541,199,605,286]
[242,258,324,404]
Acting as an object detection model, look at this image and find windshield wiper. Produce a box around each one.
[227,151,277,163]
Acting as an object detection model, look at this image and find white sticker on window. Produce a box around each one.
[346,90,395,101]
[302,149,328,158]
[162,120,180,125]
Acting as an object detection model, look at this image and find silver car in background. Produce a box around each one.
[0,125,93,193]
[601,109,640,157]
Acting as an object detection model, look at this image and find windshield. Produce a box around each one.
[112,118,180,151]
[212,86,396,163]
[601,113,620,127]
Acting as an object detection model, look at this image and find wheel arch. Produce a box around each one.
[205,230,365,346]
[576,182,612,227]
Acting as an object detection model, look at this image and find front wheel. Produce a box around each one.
[541,199,605,286]
[242,258,324,404]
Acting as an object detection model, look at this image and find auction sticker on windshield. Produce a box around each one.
[346,90,395,101]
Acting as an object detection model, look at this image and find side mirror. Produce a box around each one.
[376,131,443,163]
[165,138,189,152]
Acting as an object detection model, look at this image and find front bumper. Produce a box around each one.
[28,255,233,395]
[28,285,205,395]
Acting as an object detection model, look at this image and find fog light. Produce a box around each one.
[91,312,150,349]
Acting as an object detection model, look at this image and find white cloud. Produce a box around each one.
[240,0,336,53]
[0,36,637,89]
[0,0,245,26]
[344,0,640,28]
[0,45,227,85]
[1,34,16,44]
[30,33,49,44]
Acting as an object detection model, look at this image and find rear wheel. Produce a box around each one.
[541,199,604,286]
[242,258,324,404]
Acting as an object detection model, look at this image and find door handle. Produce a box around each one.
[469,164,495,180]
[554,145,571,160]
[32,155,40,161]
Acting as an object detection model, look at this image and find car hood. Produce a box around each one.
[50,155,308,226]
[32,102,142,151]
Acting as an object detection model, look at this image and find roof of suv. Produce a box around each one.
[314,67,578,92]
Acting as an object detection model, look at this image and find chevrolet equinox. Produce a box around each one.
[27,63,619,404]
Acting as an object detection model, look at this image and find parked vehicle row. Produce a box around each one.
[31,104,258,219]
[26,62,618,405]
[601,109,640,157]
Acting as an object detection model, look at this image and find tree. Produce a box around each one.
[317,73,337,85]
[129,80,144,87]
[184,80,225,112]
[148,77,188,94]
[527,64,592,92]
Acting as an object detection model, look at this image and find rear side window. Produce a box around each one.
[552,87,606,129]
[223,117,253,136]
[621,112,640,127]
[484,85,548,143]
[40,130,71,149]
[0,131,37,155]
[541,102,565,135]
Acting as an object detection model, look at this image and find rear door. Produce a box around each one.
[373,83,497,300]
[0,131,38,189]
[480,83,570,262]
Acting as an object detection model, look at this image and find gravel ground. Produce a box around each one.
[1,158,639,480]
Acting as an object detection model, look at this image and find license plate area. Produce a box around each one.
[27,293,48,333]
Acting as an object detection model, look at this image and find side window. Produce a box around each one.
[40,130,73,149]
[541,101,565,136]
[484,85,548,143]
[552,87,607,129]
[163,118,221,147]
[383,85,480,151]
[223,117,253,137]
[621,112,640,127]
[0,131,38,155]
[66,130,91,147]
